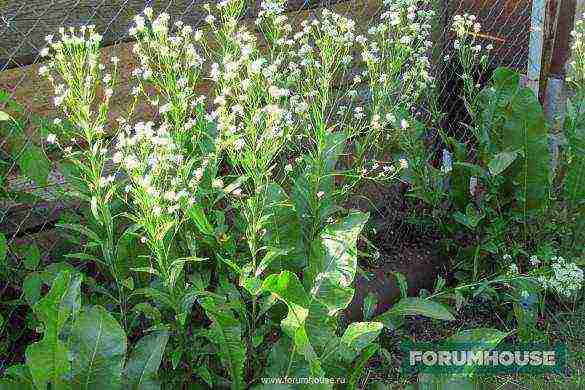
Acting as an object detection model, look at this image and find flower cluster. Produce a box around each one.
[539,256,584,298]
[113,120,201,224]
[362,0,435,109]
[130,9,205,131]
[256,0,291,46]
[450,14,493,127]
[39,26,114,145]
[451,14,493,72]
[38,25,119,192]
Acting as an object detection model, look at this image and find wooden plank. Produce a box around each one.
[549,0,575,76]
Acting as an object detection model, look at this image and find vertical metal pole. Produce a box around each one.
[527,0,547,97]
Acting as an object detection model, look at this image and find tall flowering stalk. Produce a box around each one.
[451,14,492,133]
[39,27,129,325]
[118,9,222,312]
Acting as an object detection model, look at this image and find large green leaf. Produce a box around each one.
[501,88,550,210]
[488,150,519,176]
[262,271,310,338]
[374,298,455,324]
[481,68,550,210]
[124,329,169,390]
[340,322,383,353]
[23,273,43,306]
[264,337,311,379]
[307,211,369,315]
[18,144,51,187]
[261,272,325,377]
[26,341,71,390]
[262,183,306,270]
[25,271,74,389]
[69,306,127,389]
[200,297,245,390]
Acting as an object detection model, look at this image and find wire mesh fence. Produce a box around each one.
[0,0,570,251]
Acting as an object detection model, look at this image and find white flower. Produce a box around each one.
[399,158,408,169]
[212,178,224,189]
[400,119,409,129]
[205,14,216,24]
[316,191,325,199]
[529,255,540,266]
[233,139,245,150]
[284,163,293,173]
[40,48,50,57]
[159,103,171,114]
[53,118,62,125]
[46,133,57,144]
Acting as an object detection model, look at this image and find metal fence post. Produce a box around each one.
[527,0,548,98]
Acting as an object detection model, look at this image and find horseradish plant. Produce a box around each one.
[26,0,456,388]
[38,26,134,328]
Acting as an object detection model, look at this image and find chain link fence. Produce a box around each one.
[0,0,568,252]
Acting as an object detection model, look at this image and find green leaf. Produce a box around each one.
[307,211,369,315]
[188,203,214,236]
[25,271,74,389]
[501,88,550,210]
[375,298,455,322]
[393,272,409,299]
[24,244,41,271]
[453,204,484,230]
[18,144,50,187]
[200,297,245,390]
[262,271,310,338]
[124,329,169,390]
[488,150,519,176]
[69,306,127,389]
[262,183,306,270]
[0,233,6,265]
[293,326,324,377]
[26,340,71,390]
[341,322,383,353]
[481,71,550,209]
[255,247,289,277]
[0,111,11,121]
[194,366,213,388]
[23,273,43,306]
[362,292,378,321]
